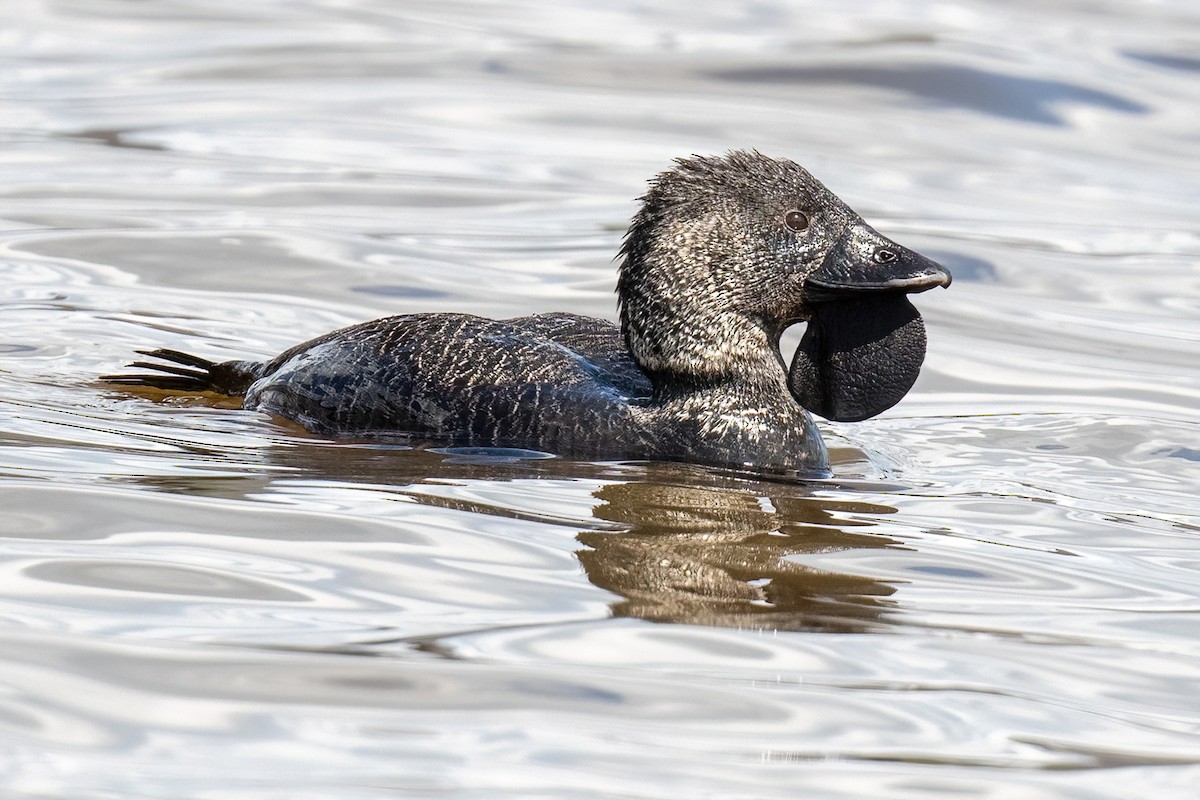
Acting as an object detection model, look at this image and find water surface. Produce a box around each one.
[2,1,1199,798]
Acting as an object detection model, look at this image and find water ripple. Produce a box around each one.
[3,0,1200,797]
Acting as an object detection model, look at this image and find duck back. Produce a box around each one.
[245,312,654,456]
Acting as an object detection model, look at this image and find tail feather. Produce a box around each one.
[103,348,262,396]
[127,360,210,380]
[135,348,216,370]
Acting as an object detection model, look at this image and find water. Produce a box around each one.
[2,1,1199,797]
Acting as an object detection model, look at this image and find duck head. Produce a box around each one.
[619,151,950,417]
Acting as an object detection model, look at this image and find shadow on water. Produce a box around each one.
[1125,51,1200,73]
[708,63,1148,125]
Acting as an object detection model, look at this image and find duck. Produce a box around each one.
[105,151,951,474]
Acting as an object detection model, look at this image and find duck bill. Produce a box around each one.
[804,222,952,300]
[789,224,951,422]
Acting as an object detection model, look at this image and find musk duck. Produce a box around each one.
[106,152,950,474]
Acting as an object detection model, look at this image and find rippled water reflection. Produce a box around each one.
[2,1,1199,797]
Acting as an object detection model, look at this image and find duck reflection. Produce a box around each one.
[581,479,901,632]
[119,434,903,633]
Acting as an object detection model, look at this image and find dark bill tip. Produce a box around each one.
[867,260,952,293]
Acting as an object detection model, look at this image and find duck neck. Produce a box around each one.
[622,304,790,404]
[621,313,825,472]
[617,215,794,405]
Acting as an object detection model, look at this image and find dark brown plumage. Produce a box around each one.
[105,152,950,474]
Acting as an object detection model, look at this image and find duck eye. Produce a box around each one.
[784,210,810,232]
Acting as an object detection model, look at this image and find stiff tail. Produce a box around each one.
[102,348,261,396]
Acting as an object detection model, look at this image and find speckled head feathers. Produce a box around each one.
[634,151,821,212]
[616,151,855,385]
[619,151,833,264]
